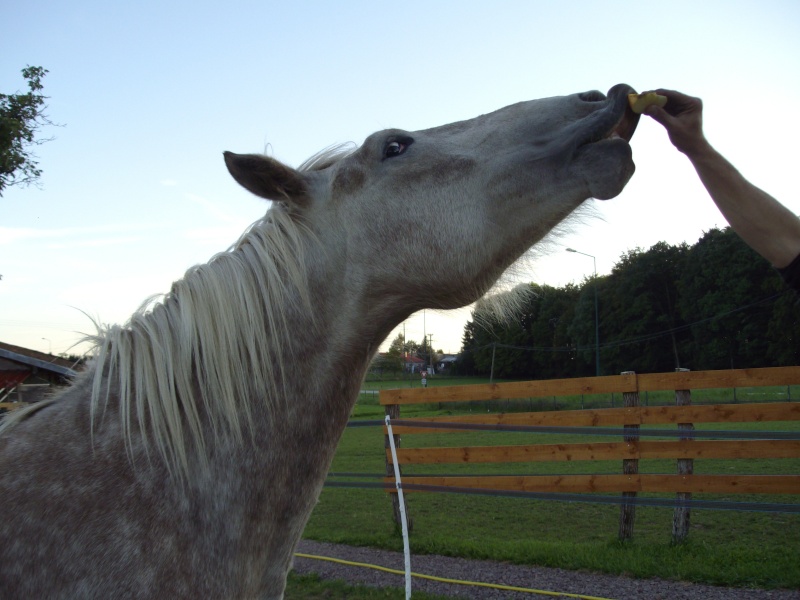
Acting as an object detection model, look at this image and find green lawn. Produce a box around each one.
[357,376,800,416]
[303,380,800,590]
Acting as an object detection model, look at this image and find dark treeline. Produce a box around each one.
[456,227,800,379]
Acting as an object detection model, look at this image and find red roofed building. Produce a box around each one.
[403,354,426,373]
[0,341,80,409]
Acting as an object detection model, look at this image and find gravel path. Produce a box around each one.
[293,540,799,600]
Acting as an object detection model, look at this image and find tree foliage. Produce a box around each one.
[1,66,56,195]
[372,333,437,375]
[458,228,799,378]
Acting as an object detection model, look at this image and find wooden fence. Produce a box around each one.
[380,366,800,541]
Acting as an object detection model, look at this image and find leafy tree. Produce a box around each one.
[373,333,434,375]
[386,333,405,358]
[677,228,782,370]
[459,314,498,376]
[459,227,798,379]
[527,283,580,378]
[459,284,581,379]
[387,333,421,358]
[766,287,800,366]
[599,242,690,374]
[371,333,408,375]
[567,276,604,376]
[1,66,57,195]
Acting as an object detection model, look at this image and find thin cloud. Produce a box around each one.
[183,192,254,226]
[0,224,166,245]
[45,236,143,250]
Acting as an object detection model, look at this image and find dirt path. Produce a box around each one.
[293,540,799,600]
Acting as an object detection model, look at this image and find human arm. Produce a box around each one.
[645,89,800,269]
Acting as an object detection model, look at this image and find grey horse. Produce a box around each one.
[0,84,640,599]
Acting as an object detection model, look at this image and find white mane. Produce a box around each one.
[84,203,314,478]
[0,147,355,478]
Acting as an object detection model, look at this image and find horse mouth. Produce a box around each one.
[569,84,640,200]
[579,84,640,147]
[607,84,640,142]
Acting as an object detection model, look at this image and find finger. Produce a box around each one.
[655,89,703,117]
[654,88,690,103]
[644,103,671,125]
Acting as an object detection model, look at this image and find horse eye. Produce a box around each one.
[383,137,412,159]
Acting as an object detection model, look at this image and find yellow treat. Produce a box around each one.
[627,92,667,114]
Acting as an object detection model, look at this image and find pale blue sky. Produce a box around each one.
[2,0,799,356]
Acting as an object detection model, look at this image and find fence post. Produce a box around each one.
[618,370,639,542]
[385,403,412,533]
[672,367,693,543]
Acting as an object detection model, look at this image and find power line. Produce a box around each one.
[462,289,792,355]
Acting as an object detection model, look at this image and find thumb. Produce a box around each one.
[644,104,670,125]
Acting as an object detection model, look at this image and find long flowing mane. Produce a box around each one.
[0,204,312,486]
[2,146,359,481]
[1,145,359,479]
[88,148,362,477]
[87,204,316,478]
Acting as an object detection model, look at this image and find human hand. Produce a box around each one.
[644,89,709,156]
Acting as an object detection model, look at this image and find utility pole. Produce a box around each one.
[567,248,600,377]
[490,342,496,384]
[403,322,407,383]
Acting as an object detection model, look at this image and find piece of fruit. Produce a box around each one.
[627,92,667,114]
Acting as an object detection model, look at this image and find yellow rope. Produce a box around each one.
[294,552,616,600]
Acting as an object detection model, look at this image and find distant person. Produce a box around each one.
[644,89,800,292]
[421,371,427,388]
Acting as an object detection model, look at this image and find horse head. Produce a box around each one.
[225,84,639,319]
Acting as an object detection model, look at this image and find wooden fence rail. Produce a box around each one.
[380,366,800,542]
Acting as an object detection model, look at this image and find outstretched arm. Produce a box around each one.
[645,89,800,268]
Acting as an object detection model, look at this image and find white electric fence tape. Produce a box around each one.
[385,415,412,600]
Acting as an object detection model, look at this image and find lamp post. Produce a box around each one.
[42,337,52,355]
[567,248,600,377]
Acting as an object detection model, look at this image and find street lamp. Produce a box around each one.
[566,248,600,377]
[42,337,52,355]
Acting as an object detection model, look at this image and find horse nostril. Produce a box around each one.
[579,91,606,103]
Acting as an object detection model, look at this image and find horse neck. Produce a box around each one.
[277,257,394,431]
[176,212,408,466]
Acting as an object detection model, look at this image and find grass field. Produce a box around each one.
[358,375,800,414]
[299,378,800,590]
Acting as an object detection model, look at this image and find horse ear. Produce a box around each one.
[223,152,310,205]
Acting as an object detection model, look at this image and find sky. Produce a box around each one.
[2,0,799,358]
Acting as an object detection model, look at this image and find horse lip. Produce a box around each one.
[612,109,640,142]
[606,84,640,142]
[579,84,640,147]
